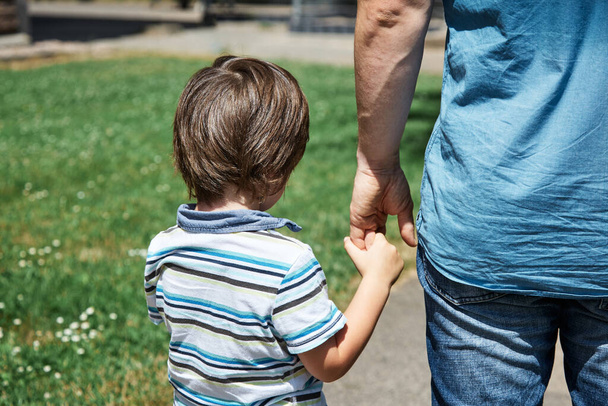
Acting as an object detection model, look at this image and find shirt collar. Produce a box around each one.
[176,204,302,234]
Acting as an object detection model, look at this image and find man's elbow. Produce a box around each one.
[358,0,433,29]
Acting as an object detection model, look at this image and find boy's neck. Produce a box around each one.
[195,185,284,213]
[196,185,259,212]
[196,200,255,212]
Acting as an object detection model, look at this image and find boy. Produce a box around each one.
[145,56,404,406]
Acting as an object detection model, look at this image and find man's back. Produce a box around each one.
[418,0,608,297]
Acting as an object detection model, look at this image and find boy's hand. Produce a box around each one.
[299,232,404,382]
[344,232,404,287]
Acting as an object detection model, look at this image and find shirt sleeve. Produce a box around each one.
[271,247,346,354]
[144,242,164,326]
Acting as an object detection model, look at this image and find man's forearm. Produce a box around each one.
[354,0,433,170]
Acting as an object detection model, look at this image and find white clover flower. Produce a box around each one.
[2,381,8,387]
[56,316,64,324]
[79,313,88,321]
[19,251,26,258]
[54,372,61,379]
[0,328,3,339]
[44,246,52,254]
[98,325,104,331]
[24,182,32,191]
[28,247,36,255]
[26,366,33,373]
[0,302,4,309]
[12,346,21,355]
[76,348,85,355]
[18,259,27,268]
[33,340,40,348]
[44,392,51,399]
[80,322,90,330]
[76,389,83,397]
[43,365,52,373]
[55,331,63,338]
[61,336,70,343]
[37,249,45,256]
[77,191,85,199]
[72,205,81,213]
[13,318,22,326]
[69,322,79,330]
[88,330,98,339]
[85,307,95,315]
[52,239,61,247]
[37,259,45,266]
[109,313,117,320]
[17,366,24,373]
[17,294,24,301]
[63,328,73,336]
[71,335,80,343]
[55,252,63,260]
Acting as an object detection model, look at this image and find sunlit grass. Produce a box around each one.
[0,56,441,403]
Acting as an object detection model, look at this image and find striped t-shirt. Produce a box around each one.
[145,205,346,406]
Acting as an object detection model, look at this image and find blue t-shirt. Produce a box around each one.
[417,0,608,298]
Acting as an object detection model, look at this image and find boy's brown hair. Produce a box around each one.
[173,55,309,206]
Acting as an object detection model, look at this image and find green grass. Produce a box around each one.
[0,56,441,404]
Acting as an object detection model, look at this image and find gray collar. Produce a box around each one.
[176,204,302,234]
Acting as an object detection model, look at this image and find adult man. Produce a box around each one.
[350,0,608,404]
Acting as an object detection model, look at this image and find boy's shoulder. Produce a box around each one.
[147,225,182,251]
[250,229,311,251]
[227,229,316,264]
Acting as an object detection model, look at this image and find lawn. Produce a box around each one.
[0,56,441,404]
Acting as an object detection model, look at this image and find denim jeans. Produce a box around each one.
[417,246,608,406]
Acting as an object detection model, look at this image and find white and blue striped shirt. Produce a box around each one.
[145,205,346,405]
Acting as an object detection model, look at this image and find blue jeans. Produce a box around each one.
[417,246,608,406]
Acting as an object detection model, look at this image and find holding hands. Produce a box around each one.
[344,230,404,288]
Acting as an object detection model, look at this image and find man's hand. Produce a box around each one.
[349,165,417,249]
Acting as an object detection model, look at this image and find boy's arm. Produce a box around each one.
[298,233,403,382]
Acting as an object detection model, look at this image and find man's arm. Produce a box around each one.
[350,0,433,249]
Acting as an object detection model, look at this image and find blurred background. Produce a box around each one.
[0,0,445,44]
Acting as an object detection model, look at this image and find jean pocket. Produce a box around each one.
[421,249,507,306]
